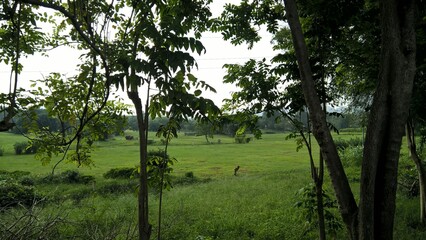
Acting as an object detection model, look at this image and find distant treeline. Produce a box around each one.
[5,108,364,137]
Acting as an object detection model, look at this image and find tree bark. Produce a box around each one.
[283,0,359,238]
[359,0,416,239]
[128,91,152,240]
[406,120,426,225]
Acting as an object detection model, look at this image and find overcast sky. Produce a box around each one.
[0,1,277,107]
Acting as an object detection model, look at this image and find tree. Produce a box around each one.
[0,1,50,131]
[217,0,417,238]
[285,0,416,239]
[195,121,214,143]
[4,1,220,239]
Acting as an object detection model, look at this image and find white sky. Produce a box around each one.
[0,1,277,108]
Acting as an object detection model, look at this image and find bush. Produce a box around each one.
[38,170,95,184]
[0,201,63,239]
[103,167,138,179]
[340,146,363,167]
[184,132,197,136]
[19,177,35,186]
[398,157,419,197]
[67,188,94,204]
[173,172,211,186]
[97,181,135,196]
[339,128,362,133]
[294,184,342,239]
[13,141,37,155]
[0,146,4,156]
[234,134,252,144]
[334,138,363,151]
[0,170,31,180]
[0,180,42,208]
[13,142,27,155]
[185,171,194,178]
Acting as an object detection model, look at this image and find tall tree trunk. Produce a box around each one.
[359,1,416,239]
[283,0,358,238]
[284,0,416,239]
[128,91,152,240]
[406,120,426,225]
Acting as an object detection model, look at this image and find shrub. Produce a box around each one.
[340,146,363,167]
[334,138,363,151]
[185,171,194,178]
[13,142,28,155]
[0,146,4,156]
[184,132,196,136]
[334,139,349,151]
[0,201,63,239]
[19,177,35,186]
[294,184,342,239]
[37,170,95,184]
[67,188,94,204]
[80,175,96,184]
[0,180,42,208]
[0,170,31,180]
[61,170,81,183]
[235,134,252,144]
[147,149,177,191]
[103,167,138,179]
[398,157,419,197]
[339,128,362,133]
[13,141,37,155]
[97,181,135,196]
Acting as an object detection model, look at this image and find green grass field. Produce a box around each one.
[1,131,425,239]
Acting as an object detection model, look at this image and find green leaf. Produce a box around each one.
[194,89,202,96]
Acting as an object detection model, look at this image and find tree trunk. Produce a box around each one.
[283,0,358,238]
[406,120,426,225]
[315,161,326,240]
[359,1,416,239]
[284,0,416,239]
[128,91,152,240]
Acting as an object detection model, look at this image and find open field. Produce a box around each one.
[1,131,425,239]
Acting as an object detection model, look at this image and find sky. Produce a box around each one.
[0,1,277,108]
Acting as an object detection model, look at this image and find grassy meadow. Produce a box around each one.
[1,131,425,239]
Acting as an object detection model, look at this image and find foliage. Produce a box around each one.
[0,180,41,208]
[339,146,363,167]
[146,149,177,192]
[398,157,421,198]
[103,167,138,179]
[294,184,342,239]
[0,170,31,179]
[96,181,136,196]
[13,141,37,155]
[24,73,130,167]
[234,134,252,144]
[38,170,94,185]
[0,146,4,156]
[0,2,53,132]
[334,138,363,151]
[0,202,63,240]
[339,128,363,133]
